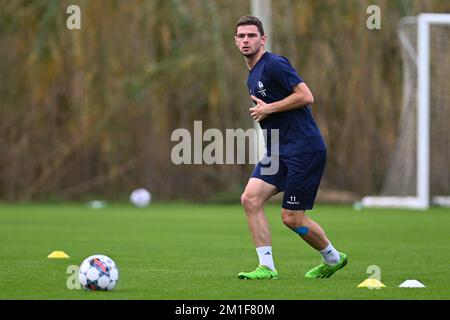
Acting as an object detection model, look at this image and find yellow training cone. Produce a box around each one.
[47,251,70,259]
[357,278,386,289]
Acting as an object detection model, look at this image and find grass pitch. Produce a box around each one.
[0,202,449,300]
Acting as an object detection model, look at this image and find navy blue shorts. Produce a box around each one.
[251,150,326,211]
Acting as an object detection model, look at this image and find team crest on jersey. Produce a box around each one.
[257,81,267,97]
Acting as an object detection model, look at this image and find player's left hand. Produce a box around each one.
[250,95,271,122]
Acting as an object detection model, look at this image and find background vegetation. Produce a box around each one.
[1,0,449,202]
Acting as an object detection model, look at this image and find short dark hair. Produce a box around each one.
[235,15,265,36]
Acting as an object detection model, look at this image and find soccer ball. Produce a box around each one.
[78,255,119,291]
[130,188,151,207]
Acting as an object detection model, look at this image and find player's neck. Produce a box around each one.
[245,49,266,70]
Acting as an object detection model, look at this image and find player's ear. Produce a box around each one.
[261,34,267,45]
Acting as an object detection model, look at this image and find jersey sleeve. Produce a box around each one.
[267,57,303,92]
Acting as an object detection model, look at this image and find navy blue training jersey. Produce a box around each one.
[247,52,326,156]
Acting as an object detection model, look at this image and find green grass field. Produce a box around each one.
[0,202,449,300]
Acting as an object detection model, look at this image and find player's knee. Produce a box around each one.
[281,208,306,229]
[241,192,262,213]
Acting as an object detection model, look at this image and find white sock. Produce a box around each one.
[256,246,276,271]
[320,243,340,266]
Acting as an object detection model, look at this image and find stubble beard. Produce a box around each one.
[241,45,261,59]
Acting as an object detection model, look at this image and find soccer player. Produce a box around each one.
[234,15,348,280]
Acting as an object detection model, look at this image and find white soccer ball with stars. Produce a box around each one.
[130,188,151,207]
[78,254,119,291]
